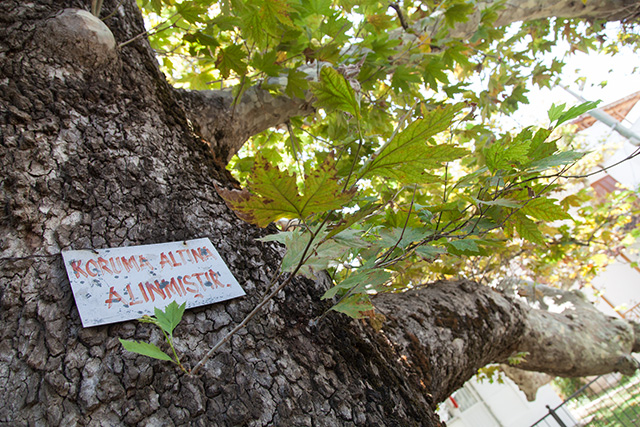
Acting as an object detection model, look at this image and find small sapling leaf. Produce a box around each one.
[154,301,186,335]
[119,339,174,362]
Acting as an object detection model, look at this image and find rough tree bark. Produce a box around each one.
[1,1,638,426]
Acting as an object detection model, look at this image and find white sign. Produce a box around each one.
[61,238,245,327]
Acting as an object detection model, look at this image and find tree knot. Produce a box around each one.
[37,9,117,68]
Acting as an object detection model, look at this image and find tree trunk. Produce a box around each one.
[0,2,438,425]
[1,2,638,426]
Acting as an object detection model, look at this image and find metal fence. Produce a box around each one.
[530,373,640,426]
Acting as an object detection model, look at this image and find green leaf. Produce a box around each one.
[521,198,571,221]
[257,231,290,244]
[182,31,219,50]
[215,44,248,79]
[285,69,309,99]
[548,101,601,127]
[153,301,186,335]
[527,150,585,171]
[447,239,481,255]
[379,227,433,249]
[278,231,309,271]
[422,58,450,91]
[146,0,163,14]
[527,128,555,162]
[332,228,370,249]
[391,65,422,93]
[217,156,355,227]
[251,50,282,77]
[324,202,382,241]
[322,267,390,299]
[444,3,474,27]
[484,139,531,172]
[547,103,566,123]
[331,294,374,319]
[310,67,359,116]
[119,339,173,362]
[472,198,522,208]
[362,104,467,183]
[512,213,545,245]
[298,239,349,277]
[276,230,350,277]
[237,0,294,44]
[211,15,240,31]
[415,245,446,259]
[176,1,207,24]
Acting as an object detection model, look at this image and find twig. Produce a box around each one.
[100,0,126,21]
[343,120,365,192]
[190,271,294,375]
[377,184,417,266]
[0,253,60,262]
[389,3,409,30]
[118,12,180,49]
[91,0,104,17]
[286,121,305,180]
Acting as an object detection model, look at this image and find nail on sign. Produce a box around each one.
[61,238,245,327]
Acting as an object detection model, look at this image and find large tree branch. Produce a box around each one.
[446,0,640,39]
[374,280,639,404]
[177,84,314,162]
[516,283,639,377]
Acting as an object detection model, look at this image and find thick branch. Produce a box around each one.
[428,0,640,39]
[374,280,639,404]
[500,365,553,401]
[375,280,528,404]
[177,85,314,162]
[516,284,639,377]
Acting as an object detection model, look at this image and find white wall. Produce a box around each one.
[440,376,577,427]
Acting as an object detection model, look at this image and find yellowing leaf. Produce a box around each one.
[512,213,545,245]
[217,156,355,227]
[366,14,393,31]
[521,198,571,222]
[418,34,431,53]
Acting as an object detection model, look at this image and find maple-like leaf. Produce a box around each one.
[310,67,359,116]
[360,104,467,183]
[511,212,546,245]
[521,198,572,222]
[217,156,355,227]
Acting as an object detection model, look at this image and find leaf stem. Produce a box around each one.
[343,119,365,192]
[377,184,417,266]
